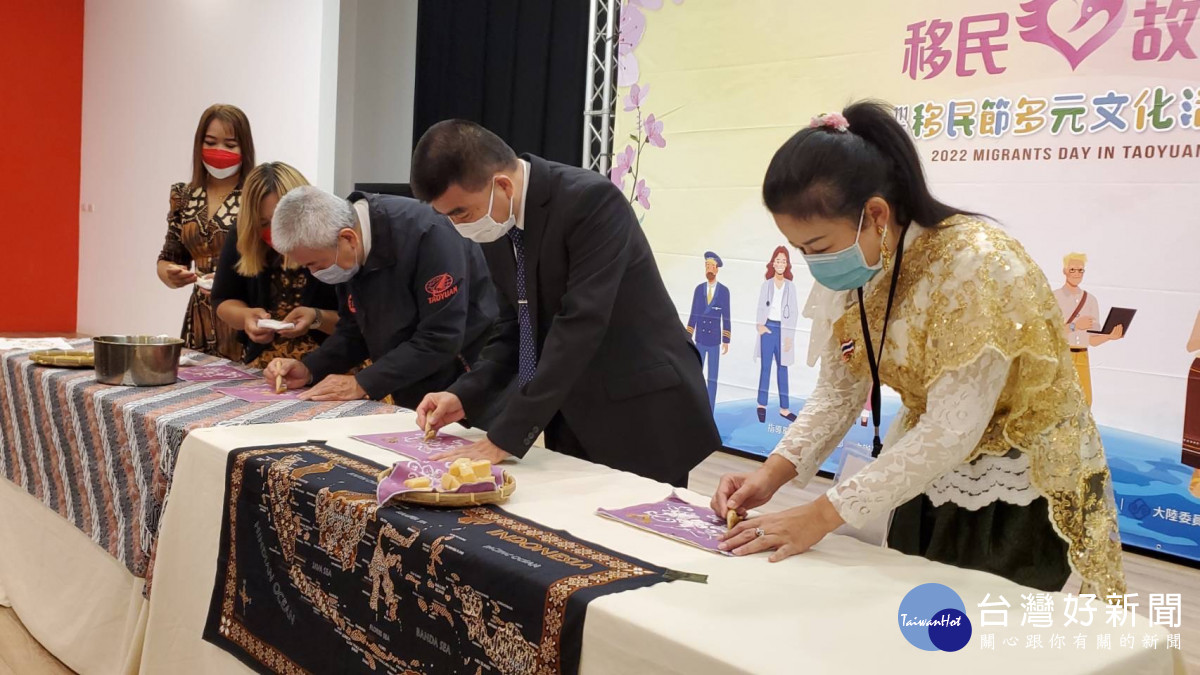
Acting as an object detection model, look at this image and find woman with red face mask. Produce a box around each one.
[211,162,339,369]
[156,104,256,360]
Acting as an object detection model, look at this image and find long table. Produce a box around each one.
[0,344,397,673]
[140,413,1183,674]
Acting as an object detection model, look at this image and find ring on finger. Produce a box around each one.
[754,527,766,538]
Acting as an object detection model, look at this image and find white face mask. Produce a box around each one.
[203,162,240,180]
[455,170,519,243]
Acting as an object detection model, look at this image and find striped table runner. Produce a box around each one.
[0,342,397,580]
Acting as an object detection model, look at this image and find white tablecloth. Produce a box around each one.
[0,477,146,674]
[139,412,1182,675]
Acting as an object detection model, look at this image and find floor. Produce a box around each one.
[2,450,1197,673]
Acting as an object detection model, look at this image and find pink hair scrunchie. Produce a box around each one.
[808,112,850,132]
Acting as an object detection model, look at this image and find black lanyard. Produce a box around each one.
[856,225,909,458]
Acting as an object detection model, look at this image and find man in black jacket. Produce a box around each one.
[410,120,720,486]
[264,185,498,411]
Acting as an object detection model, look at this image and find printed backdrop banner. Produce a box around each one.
[613,0,1200,561]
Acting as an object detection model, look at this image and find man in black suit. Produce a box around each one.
[409,120,720,486]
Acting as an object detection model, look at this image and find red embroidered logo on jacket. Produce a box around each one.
[425,274,459,304]
[348,294,357,314]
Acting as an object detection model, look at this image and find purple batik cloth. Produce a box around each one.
[352,430,473,461]
[597,492,733,555]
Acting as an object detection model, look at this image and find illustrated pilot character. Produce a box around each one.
[686,251,731,410]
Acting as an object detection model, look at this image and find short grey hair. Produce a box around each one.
[270,185,357,254]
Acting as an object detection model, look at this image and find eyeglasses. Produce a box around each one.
[1067,268,1085,274]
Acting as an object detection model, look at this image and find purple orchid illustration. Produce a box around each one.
[616,5,646,87]
[623,83,649,111]
[645,114,666,147]
[634,179,651,209]
[609,84,667,215]
[611,0,683,220]
[611,144,635,189]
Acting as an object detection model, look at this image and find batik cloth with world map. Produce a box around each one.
[203,442,676,675]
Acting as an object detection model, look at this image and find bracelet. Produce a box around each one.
[310,308,323,330]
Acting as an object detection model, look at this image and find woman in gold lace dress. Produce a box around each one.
[156,104,256,361]
[212,162,339,369]
[712,101,1125,600]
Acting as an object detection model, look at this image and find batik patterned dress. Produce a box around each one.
[158,182,242,361]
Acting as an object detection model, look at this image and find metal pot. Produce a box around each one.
[93,335,184,386]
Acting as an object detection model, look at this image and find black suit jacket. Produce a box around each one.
[303,192,498,409]
[449,155,721,482]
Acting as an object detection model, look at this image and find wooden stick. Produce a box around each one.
[275,374,285,395]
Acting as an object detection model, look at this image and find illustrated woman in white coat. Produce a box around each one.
[754,246,799,423]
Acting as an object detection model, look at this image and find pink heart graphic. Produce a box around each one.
[1016,0,1127,70]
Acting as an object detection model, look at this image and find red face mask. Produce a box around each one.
[202,148,242,179]
[260,227,273,247]
[202,148,241,168]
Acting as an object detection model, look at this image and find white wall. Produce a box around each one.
[333,0,419,196]
[76,0,340,336]
[333,0,360,196]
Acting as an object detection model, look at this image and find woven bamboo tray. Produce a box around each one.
[29,349,95,368]
[378,470,516,507]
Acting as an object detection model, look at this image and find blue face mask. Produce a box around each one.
[801,209,882,291]
[312,234,360,285]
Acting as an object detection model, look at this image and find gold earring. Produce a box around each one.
[879,222,892,267]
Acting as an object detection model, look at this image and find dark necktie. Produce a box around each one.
[507,228,538,387]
